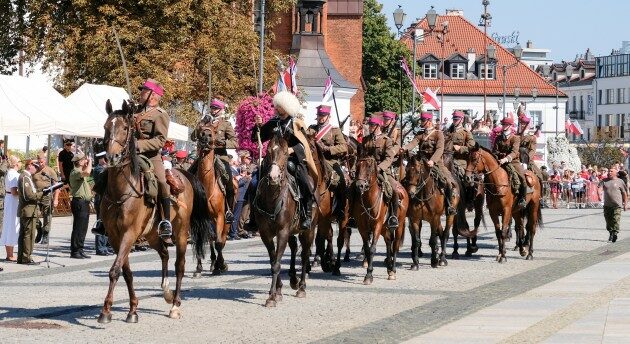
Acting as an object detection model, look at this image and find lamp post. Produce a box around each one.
[257,0,266,93]
[393,5,406,116]
[479,0,492,123]
[411,24,422,115]
[488,43,523,118]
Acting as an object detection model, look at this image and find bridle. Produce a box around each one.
[254,132,290,221]
[465,149,509,193]
[404,158,435,202]
[355,157,383,221]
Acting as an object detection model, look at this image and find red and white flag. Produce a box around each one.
[422,87,441,110]
[571,120,584,135]
[322,76,333,103]
[288,56,298,95]
[400,58,422,94]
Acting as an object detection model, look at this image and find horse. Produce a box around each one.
[350,157,408,284]
[190,124,236,276]
[98,100,212,323]
[464,144,543,262]
[253,129,316,307]
[403,156,458,269]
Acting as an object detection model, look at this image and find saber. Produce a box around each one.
[112,26,132,97]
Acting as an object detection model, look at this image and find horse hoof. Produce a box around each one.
[311,257,321,268]
[387,272,396,280]
[192,272,202,279]
[163,290,174,304]
[439,260,448,267]
[296,290,306,298]
[97,312,112,324]
[355,253,365,261]
[220,263,228,272]
[125,313,139,323]
[264,299,277,308]
[362,260,368,269]
[290,279,299,290]
[343,253,350,262]
[451,252,460,260]
[470,246,479,253]
[526,254,533,260]
[211,269,222,276]
[168,308,182,319]
[519,249,527,257]
[464,250,474,257]
[332,268,341,276]
[321,262,333,273]
[363,276,373,285]
[498,256,507,263]
[513,245,519,251]
[410,264,419,271]
[275,293,283,302]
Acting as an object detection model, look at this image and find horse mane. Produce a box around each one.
[476,145,498,162]
[128,135,140,176]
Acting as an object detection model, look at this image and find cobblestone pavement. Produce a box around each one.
[0,209,629,343]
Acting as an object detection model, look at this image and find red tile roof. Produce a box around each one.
[402,14,565,97]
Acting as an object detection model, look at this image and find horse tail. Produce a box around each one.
[537,200,544,230]
[183,170,212,259]
[454,174,477,239]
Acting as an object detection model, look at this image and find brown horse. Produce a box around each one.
[403,156,458,269]
[464,144,543,262]
[253,130,316,307]
[351,157,408,284]
[98,100,211,323]
[190,125,236,276]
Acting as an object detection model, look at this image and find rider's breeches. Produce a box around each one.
[151,156,170,196]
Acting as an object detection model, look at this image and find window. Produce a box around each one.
[572,96,576,113]
[622,114,626,139]
[579,95,584,118]
[607,89,614,104]
[598,114,602,127]
[450,63,465,79]
[423,63,437,79]
[587,128,591,141]
[580,69,585,79]
[479,63,495,79]
[598,89,603,104]
[606,114,613,126]
[529,110,542,128]
[618,88,625,104]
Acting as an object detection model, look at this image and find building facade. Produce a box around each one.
[595,52,630,143]
[509,40,552,71]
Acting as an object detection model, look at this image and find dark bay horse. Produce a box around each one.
[465,144,543,262]
[351,157,408,284]
[403,156,458,269]
[98,100,211,323]
[253,130,316,307]
[190,125,236,276]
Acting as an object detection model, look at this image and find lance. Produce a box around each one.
[325,69,344,131]
[112,26,132,98]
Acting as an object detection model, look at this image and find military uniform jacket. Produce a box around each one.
[306,124,348,166]
[18,171,42,218]
[493,133,521,163]
[361,133,396,173]
[444,125,475,163]
[385,125,401,151]
[191,116,237,163]
[404,128,445,166]
[32,166,58,198]
[518,133,537,165]
[134,106,170,159]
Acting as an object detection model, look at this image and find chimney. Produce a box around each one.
[467,48,476,71]
[526,40,533,48]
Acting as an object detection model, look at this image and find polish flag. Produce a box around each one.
[422,87,441,110]
[571,120,584,135]
[322,76,333,103]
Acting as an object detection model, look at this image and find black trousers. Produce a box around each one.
[71,198,90,254]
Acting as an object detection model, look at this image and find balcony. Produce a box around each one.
[568,110,586,120]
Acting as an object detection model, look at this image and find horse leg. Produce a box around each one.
[98,234,134,324]
[296,230,313,298]
[409,217,420,271]
[288,235,299,290]
[155,242,174,303]
[168,237,187,319]
[489,211,505,263]
[212,240,227,275]
[526,203,538,261]
[440,219,451,267]
[343,227,352,262]
[498,210,511,263]
[515,215,527,257]
[120,258,139,323]
[312,228,324,268]
[209,241,216,272]
[323,222,335,273]
[260,234,278,307]
[429,221,439,268]
[451,231,460,260]
[333,226,345,276]
[362,230,376,285]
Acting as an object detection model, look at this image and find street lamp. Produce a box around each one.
[393,5,407,32]
[479,0,492,124]
[543,64,560,137]
[426,6,438,31]
[411,24,422,115]
[393,5,406,147]
[490,43,522,118]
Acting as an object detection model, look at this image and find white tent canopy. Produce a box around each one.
[66,83,189,141]
[0,75,102,136]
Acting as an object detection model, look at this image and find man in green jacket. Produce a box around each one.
[17,159,44,265]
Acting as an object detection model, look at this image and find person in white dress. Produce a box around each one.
[0,156,21,261]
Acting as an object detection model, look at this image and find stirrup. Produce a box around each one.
[517,198,527,209]
[387,215,399,230]
[91,219,107,236]
[446,206,456,216]
[300,218,312,230]
[347,217,357,228]
[225,210,234,224]
[158,220,173,238]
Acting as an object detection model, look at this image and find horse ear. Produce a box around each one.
[473,142,480,150]
[105,99,113,116]
[121,100,129,115]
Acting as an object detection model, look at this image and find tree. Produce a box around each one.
[362,0,412,115]
[0,0,26,75]
[23,0,294,126]
[577,139,626,169]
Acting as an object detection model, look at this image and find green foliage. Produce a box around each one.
[0,0,24,75]
[577,139,626,169]
[362,0,412,115]
[23,0,295,127]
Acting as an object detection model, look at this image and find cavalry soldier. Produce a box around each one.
[306,104,348,219]
[444,111,476,180]
[250,91,319,231]
[357,115,400,230]
[493,116,527,209]
[133,78,173,241]
[382,111,401,152]
[516,115,543,181]
[191,98,237,223]
[403,112,456,215]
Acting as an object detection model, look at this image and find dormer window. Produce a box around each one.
[479,63,495,79]
[580,69,585,79]
[450,63,465,79]
[423,63,438,79]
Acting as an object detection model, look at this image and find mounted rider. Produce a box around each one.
[190,98,237,223]
[516,114,543,181]
[382,111,401,152]
[249,91,318,231]
[493,116,527,209]
[133,79,172,241]
[444,111,476,180]
[306,104,348,219]
[402,112,457,215]
[356,115,400,230]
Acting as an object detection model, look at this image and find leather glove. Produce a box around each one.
[499,158,508,165]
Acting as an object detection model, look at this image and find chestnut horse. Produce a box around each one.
[98,100,211,323]
[351,157,408,284]
[253,130,316,307]
[190,125,236,276]
[465,144,543,262]
[403,156,458,269]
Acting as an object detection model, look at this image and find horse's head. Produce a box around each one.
[355,157,377,194]
[265,130,289,185]
[196,121,216,153]
[104,99,134,167]
[465,142,485,186]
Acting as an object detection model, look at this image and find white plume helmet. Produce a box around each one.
[273,91,301,116]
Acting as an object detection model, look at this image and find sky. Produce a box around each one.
[379,0,628,62]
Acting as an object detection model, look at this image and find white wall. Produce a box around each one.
[560,82,595,141]
[595,76,630,141]
[301,86,356,135]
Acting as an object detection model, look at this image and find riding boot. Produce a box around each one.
[346,187,357,228]
[158,198,173,244]
[225,184,235,224]
[444,184,456,216]
[517,177,528,209]
[301,197,314,230]
[386,190,399,230]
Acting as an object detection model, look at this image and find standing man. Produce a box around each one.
[133,78,172,241]
[307,104,348,219]
[190,98,237,223]
[33,152,59,245]
[92,151,111,255]
[0,139,7,239]
[57,141,75,184]
[601,166,627,243]
[17,160,44,265]
[68,152,93,259]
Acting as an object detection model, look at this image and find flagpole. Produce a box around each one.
[399,58,405,181]
[325,69,343,130]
